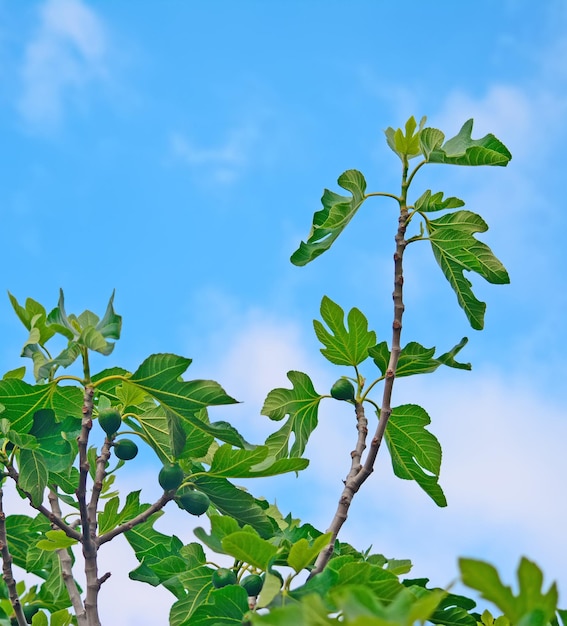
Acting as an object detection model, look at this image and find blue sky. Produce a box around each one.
[1,1,566,623]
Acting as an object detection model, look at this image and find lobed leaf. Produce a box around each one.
[414,189,465,213]
[0,379,82,434]
[291,169,367,266]
[314,296,376,366]
[426,210,510,330]
[128,353,248,449]
[261,371,322,458]
[384,404,446,506]
[427,119,512,166]
[459,557,559,625]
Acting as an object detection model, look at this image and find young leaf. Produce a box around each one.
[36,530,78,551]
[426,210,510,330]
[414,189,465,213]
[459,557,558,625]
[46,290,77,340]
[427,119,512,166]
[221,531,279,570]
[291,169,367,266]
[96,290,122,340]
[287,533,332,574]
[384,404,446,507]
[193,514,242,555]
[261,371,322,458]
[314,296,376,366]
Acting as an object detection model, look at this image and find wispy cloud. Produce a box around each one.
[18,0,108,128]
[170,123,259,185]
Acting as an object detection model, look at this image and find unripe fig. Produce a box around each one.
[177,490,210,516]
[98,408,122,436]
[212,567,237,588]
[330,378,355,401]
[113,439,138,460]
[158,463,184,491]
[240,573,263,596]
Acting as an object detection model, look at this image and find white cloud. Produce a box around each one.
[18,0,108,127]
[170,124,259,185]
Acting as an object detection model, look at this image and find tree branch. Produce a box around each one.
[97,491,176,546]
[48,489,87,626]
[310,162,410,577]
[0,487,27,626]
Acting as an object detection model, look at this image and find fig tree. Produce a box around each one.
[114,439,138,460]
[330,378,355,401]
[158,463,184,491]
[98,407,122,436]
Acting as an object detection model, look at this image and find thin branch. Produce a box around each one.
[48,489,87,626]
[76,384,102,626]
[97,491,176,546]
[310,160,411,577]
[3,464,81,541]
[309,401,368,577]
[0,487,27,626]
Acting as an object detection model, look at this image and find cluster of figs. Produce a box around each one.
[97,407,210,516]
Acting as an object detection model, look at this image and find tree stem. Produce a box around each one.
[310,160,410,577]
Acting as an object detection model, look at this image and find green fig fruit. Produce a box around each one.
[212,567,237,588]
[177,490,210,516]
[98,408,122,436]
[240,573,263,596]
[330,378,355,401]
[113,439,138,460]
[158,463,184,491]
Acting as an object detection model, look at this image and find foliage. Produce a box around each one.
[0,117,561,626]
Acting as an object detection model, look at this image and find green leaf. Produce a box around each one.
[459,557,558,625]
[96,291,122,340]
[29,410,80,472]
[46,290,76,340]
[183,585,249,626]
[193,514,242,555]
[8,293,56,345]
[396,338,470,377]
[426,210,510,330]
[99,491,146,535]
[427,119,512,166]
[313,296,376,366]
[209,444,309,478]
[291,169,367,266]
[385,116,427,160]
[192,475,274,538]
[221,531,279,570]
[419,128,445,160]
[384,404,446,507]
[3,366,26,380]
[414,189,465,213]
[287,533,332,574]
[36,530,78,551]
[261,371,322,458]
[18,449,49,506]
[0,379,82,434]
[78,326,114,356]
[169,565,215,626]
[128,354,247,448]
